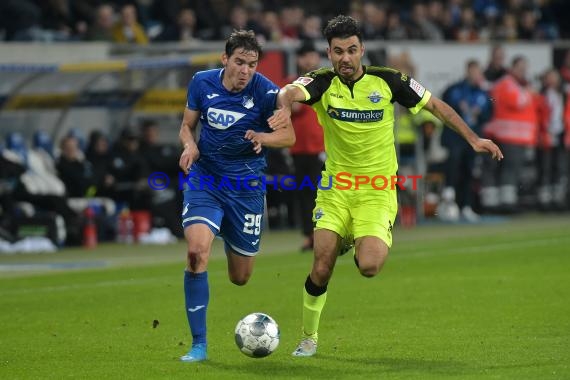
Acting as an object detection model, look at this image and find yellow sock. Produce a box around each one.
[302,287,327,341]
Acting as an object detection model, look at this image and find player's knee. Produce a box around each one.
[358,260,382,278]
[186,244,209,271]
[359,265,380,278]
[229,273,251,286]
[312,261,334,283]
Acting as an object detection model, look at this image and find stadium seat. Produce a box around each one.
[33,130,55,158]
[5,132,28,166]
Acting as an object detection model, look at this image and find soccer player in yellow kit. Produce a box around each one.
[268,15,504,357]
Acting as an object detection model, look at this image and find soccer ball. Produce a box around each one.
[234,312,280,358]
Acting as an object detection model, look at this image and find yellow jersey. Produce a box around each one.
[292,66,431,178]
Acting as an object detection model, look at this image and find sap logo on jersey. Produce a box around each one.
[207,107,246,129]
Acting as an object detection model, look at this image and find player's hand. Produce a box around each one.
[179,145,200,175]
[472,138,503,161]
[267,108,291,130]
[245,130,265,154]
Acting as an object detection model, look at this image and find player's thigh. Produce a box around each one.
[182,186,222,255]
[225,242,255,283]
[220,194,264,256]
[351,189,398,248]
[313,187,351,238]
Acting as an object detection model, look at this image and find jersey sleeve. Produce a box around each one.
[186,73,201,111]
[291,68,333,105]
[384,70,432,114]
[257,75,279,123]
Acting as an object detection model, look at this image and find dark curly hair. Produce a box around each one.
[323,15,362,45]
[225,30,263,58]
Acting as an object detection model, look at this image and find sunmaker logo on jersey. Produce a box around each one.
[207,107,246,129]
[326,106,384,123]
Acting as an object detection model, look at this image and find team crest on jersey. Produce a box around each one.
[315,208,324,220]
[293,76,314,86]
[368,91,382,103]
[207,107,246,130]
[409,78,426,97]
[242,96,254,109]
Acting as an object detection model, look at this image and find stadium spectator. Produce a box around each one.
[156,8,198,42]
[559,50,570,94]
[288,40,324,251]
[427,0,453,39]
[454,7,480,42]
[385,10,409,40]
[35,0,77,40]
[484,45,507,83]
[360,2,387,40]
[494,12,518,41]
[0,1,565,42]
[481,56,538,212]
[111,4,148,44]
[259,11,283,42]
[408,2,444,40]
[219,6,263,42]
[86,3,115,42]
[441,59,492,221]
[269,15,503,357]
[138,120,183,238]
[176,30,295,362]
[299,15,323,41]
[56,135,94,198]
[107,127,150,210]
[86,130,113,198]
[537,69,568,209]
[518,8,541,40]
[0,0,41,41]
[279,5,304,40]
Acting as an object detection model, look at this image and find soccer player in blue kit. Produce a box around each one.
[177,30,295,362]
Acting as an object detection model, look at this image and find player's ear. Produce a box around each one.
[221,53,228,67]
[326,47,331,61]
[360,43,365,58]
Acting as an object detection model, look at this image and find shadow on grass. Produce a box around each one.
[316,353,467,376]
[201,354,466,379]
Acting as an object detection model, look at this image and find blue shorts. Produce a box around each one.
[182,182,264,256]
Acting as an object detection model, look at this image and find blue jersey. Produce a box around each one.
[441,79,492,146]
[187,69,279,182]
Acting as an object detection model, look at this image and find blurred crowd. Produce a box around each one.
[0,0,567,43]
[0,121,183,246]
[390,45,570,223]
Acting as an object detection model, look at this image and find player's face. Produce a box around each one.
[221,48,259,92]
[327,36,364,82]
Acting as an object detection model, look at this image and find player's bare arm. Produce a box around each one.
[424,96,504,161]
[267,84,306,130]
[178,108,201,174]
[245,119,296,154]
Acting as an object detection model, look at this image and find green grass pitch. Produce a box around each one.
[1,215,569,379]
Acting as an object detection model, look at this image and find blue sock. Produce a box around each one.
[184,270,209,346]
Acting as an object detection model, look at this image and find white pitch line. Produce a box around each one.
[1,236,568,296]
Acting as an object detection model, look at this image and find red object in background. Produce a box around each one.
[83,207,98,249]
[257,51,286,87]
[117,208,134,244]
[131,210,151,242]
[400,205,417,228]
